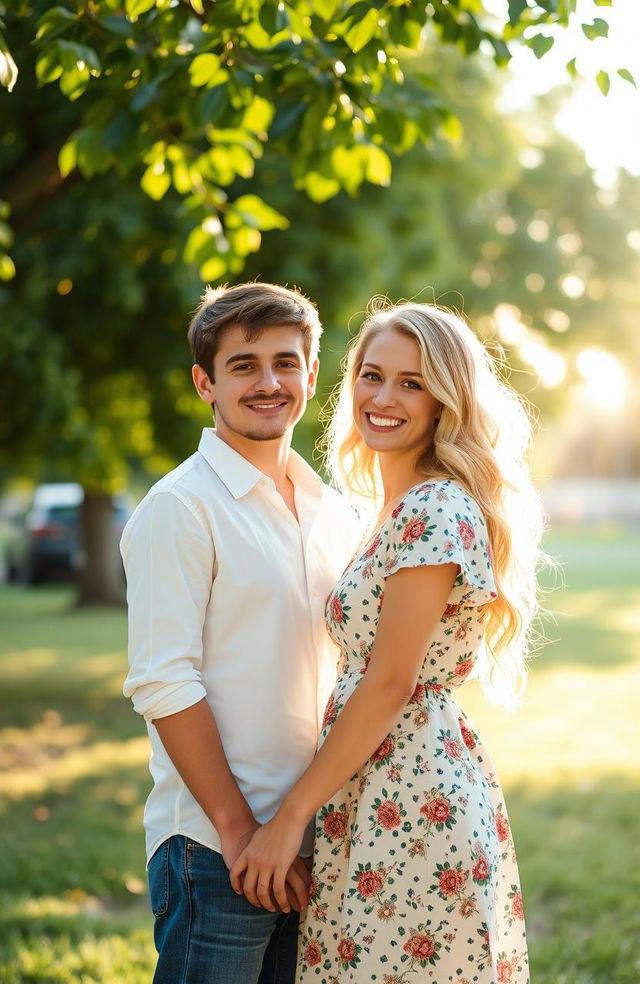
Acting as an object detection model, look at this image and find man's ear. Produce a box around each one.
[306,357,319,399]
[192,364,215,405]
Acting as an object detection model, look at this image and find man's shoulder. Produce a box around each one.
[138,452,210,505]
[122,452,218,544]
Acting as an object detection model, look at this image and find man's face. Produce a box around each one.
[202,324,318,445]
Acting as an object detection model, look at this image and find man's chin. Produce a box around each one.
[242,426,290,442]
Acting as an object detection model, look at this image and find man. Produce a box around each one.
[122,282,359,984]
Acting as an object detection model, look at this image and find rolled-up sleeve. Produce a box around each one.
[121,491,214,721]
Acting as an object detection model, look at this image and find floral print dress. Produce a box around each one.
[296,480,528,984]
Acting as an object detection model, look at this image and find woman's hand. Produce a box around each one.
[229,812,308,912]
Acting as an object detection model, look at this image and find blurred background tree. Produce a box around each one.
[1,0,636,601]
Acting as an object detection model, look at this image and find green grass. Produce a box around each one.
[1,527,639,983]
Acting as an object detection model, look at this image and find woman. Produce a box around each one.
[231,301,543,984]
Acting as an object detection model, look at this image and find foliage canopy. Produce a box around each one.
[1,0,626,281]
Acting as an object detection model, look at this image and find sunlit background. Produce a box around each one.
[1,3,639,982]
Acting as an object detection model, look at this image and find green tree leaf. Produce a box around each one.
[200,255,227,281]
[596,69,609,96]
[582,19,609,40]
[35,7,77,44]
[617,68,636,88]
[125,0,157,22]
[58,138,77,177]
[527,34,554,59]
[242,95,274,135]
[231,194,289,231]
[344,7,380,54]
[189,53,229,88]
[0,253,15,280]
[508,0,528,27]
[141,162,171,200]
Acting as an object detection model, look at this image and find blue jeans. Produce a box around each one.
[148,835,299,984]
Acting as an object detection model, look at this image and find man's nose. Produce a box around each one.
[254,367,282,392]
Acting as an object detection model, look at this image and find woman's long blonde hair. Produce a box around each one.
[323,300,545,705]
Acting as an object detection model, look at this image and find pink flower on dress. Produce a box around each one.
[438,866,468,896]
[459,897,478,919]
[403,930,436,961]
[337,936,357,963]
[457,518,475,548]
[330,595,344,623]
[322,694,338,728]
[303,940,322,966]
[357,867,386,897]
[497,958,514,982]
[421,795,451,825]
[442,736,464,760]
[364,535,381,558]
[410,682,425,703]
[377,901,397,921]
[322,810,348,839]
[454,658,473,678]
[373,736,395,762]
[377,801,401,829]
[496,810,510,842]
[391,501,405,519]
[472,855,490,884]
[459,718,476,750]
[402,518,427,544]
[511,891,525,920]
[443,603,460,618]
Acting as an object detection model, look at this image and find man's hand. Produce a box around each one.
[220,818,261,873]
[222,822,310,912]
[229,812,308,913]
[284,855,313,912]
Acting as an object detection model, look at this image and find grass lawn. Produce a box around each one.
[0,525,639,983]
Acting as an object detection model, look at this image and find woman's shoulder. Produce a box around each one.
[398,479,487,531]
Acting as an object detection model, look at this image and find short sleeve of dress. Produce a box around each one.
[382,481,497,607]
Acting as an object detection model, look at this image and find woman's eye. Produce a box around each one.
[403,380,422,390]
[361,371,381,381]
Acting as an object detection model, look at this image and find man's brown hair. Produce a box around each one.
[188,282,322,380]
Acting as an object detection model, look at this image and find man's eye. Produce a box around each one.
[234,363,254,372]
[276,361,298,369]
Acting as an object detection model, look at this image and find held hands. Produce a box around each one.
[229,812,309,913]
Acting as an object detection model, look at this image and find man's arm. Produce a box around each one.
[121,491,309,908]
[152,699,258,867]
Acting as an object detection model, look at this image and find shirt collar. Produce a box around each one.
[197,428,322,500]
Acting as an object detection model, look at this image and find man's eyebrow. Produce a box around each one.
[225,353,256,367]
[362,361,423,378]
[273,351,303,361]
[225,351,302,367]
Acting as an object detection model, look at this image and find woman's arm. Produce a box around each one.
[230,561,457,912]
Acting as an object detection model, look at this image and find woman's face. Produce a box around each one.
[352,326,441,460]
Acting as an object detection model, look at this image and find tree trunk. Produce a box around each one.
[76,492,125,606]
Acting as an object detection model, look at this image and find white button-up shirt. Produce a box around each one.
[121,428,360,861]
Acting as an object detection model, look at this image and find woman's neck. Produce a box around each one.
[378,452,423,509]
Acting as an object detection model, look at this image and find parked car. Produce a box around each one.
[6,483,131,584]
